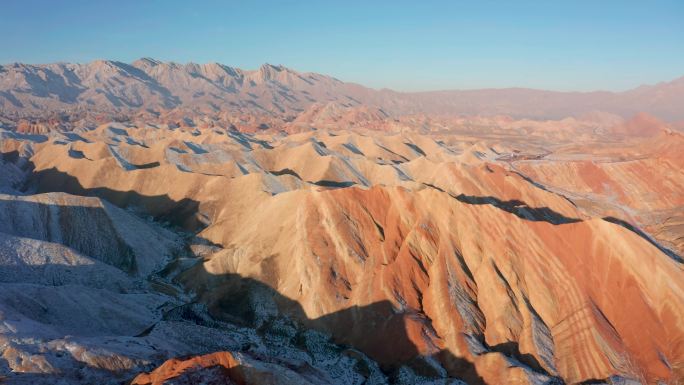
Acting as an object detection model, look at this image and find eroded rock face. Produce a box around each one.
[0,192,180,275]
[1,115,683,384]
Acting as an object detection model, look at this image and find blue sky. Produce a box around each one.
[1,0,682,91]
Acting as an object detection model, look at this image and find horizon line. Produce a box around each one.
[1,57,681,95]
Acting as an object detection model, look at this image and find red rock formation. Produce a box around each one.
[131,352,245,385]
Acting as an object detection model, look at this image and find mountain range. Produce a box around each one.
[1,59,683,123]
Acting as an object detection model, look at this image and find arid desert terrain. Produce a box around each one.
[0,61,682,385]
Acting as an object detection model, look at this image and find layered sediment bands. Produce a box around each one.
[513,130,684,258]
[187,186,683,383]
[8,121,684,384]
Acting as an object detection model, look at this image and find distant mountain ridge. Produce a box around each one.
[1,59,683,121]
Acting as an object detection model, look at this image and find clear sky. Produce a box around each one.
[1,0,682,92]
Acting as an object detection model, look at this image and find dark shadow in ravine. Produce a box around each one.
[172,265,493,384]
[488,341,551,376]
[404,142,426,156]
[1,150,22,163]
[419,183,579,226]
[270,168,303,179]
[269,167,359,191]
[603,216,683,264]
[454,193,581,225]
[311,179,357,188]
[26,167,206,232]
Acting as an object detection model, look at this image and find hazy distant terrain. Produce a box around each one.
[1,59,684,124]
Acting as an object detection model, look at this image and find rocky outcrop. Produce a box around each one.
[132,351,329,385]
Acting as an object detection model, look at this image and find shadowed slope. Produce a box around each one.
[139,271,487,385]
